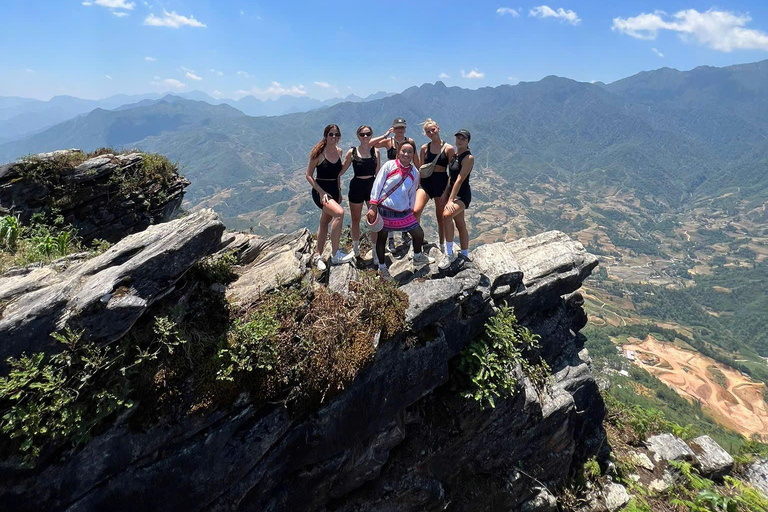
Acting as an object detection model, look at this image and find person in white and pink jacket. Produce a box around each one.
[367,142,434,280]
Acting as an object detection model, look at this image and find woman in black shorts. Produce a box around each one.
[341,125,381,263]
[415,118,455,253]
[439,129,474,270]
[305,124,354,270]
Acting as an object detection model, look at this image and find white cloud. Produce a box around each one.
[25,68,34,73]
[144,56,156,62]
[461,69,485,79]
[105,74,113,80]
[180,66,194,73]
[439,72,450,79]
[612,9,768,52]
[113,11,129,17]
[529,5,581,26]
[144,9,206,28]
[151,78,186,91]
[237,70,249,78]
[212,90,223,98]
[210,69,223,76]
[83,0,135,9]
[186,71,202,81]
[314,81,332,88]
[507,76,519,83]
[651,47,665,58]
[496,7,519,17]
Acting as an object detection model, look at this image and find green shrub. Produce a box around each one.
[457,305,550,409]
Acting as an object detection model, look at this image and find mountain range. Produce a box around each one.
[2,60,768,224]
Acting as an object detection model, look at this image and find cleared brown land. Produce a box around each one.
[624,336,768,440]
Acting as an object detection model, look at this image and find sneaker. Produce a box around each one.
[378,266,393,281]
[401,231,411,243]
[458,253,472,264]
[438,253,457,270]
[331,250,355,265]
[387,236,397,253]
[313,254,327,271]
[412,252,435,266]
[439,243,446,255]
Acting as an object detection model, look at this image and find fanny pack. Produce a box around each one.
[418,142,445,179]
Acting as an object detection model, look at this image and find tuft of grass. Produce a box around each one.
[0,213,82,272]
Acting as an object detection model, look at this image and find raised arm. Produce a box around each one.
[370,127,394,148]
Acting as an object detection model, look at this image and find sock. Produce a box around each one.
[379,263,387,271]
[446,241,454,256]
[414,251,421,256]
[461,249,469,257]
[353,240,359,252]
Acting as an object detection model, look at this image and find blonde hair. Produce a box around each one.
[421,118,438,135]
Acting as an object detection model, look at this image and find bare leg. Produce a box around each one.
[434,196,447,245]
[350,202,363,244]
[323,199,345,254]
[442,200,466,251]
[316,210,332,256]
[365,201,378,248]
[455,210,469,250]
[413,189,429,222]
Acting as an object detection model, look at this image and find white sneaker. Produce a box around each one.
[412,252,435,266]
[331,250,355,265]
[438,253,457,270]
[378,266,393,281]
[313,254,327,271]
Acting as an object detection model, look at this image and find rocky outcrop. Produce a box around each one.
[0,150,189,242]
[0,226,605,512]
[689,435,734,478]
[645,433,696,464]
[0,209,224,364]
[745,458,768,497]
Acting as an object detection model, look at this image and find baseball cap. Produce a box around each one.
[454,129,471,142]
[392,117,407,128]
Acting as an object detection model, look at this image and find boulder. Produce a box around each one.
[0,151,189,242]
[689,435,734,478]
[630,451,655,472]
[0,209,224,363]
[521,487,557,512]
[604,482,631,512]
[225,229,312,306]
[745,458,768,497]
[645,433,695,464]
[328,263,360,298]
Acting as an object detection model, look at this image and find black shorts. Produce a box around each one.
[312,182,341,209]
[420,171,449,199]
[348,176,374,204]
[454,183,471,208]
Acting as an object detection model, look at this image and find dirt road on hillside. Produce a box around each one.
[623,337,768,440]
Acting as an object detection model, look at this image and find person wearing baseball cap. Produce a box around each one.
[439,128,474,270]
[370,117,421,251]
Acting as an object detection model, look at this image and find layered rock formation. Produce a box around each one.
[0,150,188,242]
[0,221,606,511]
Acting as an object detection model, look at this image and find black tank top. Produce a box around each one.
[424,142,449,168]
[449,150,472,185]
[315,152,342,180]
[387,137,416,160]
[351,146,377,177]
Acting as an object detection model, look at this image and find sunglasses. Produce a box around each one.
[328,132,340,137]
[358,132,372,137]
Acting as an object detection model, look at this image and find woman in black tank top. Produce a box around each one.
[306,124,354,270]
[439,129,475,270]
[340,125,381,260]
[414,118,455,252]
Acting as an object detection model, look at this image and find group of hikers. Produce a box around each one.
[306,117,474,280]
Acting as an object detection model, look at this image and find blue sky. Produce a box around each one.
[3,0,768,100]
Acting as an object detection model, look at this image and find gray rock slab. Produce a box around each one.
[0,209,224,363]
[645,433,695,464]
[604,482,631,512]
[745,458,768,497]
[690,435,734,478]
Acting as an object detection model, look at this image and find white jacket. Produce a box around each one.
[369,160,419,212]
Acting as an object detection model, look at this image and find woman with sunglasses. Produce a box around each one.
[415,118,455,253]
[306,124,355,270]
[341,125,381,263]
[439,129,474,270]
[367,142,433,280]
